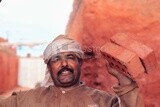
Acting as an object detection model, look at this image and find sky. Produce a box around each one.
[0,0,73,56]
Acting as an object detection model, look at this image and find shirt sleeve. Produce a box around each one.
[0,94,17,107]
[112,81,144,107]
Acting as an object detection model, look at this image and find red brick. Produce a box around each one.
[100,42,145,79]
[110,33,157,73]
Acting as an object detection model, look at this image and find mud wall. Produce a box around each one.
[0,38,19,93]
[66,0,160,106]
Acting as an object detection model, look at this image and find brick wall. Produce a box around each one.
[0,42,19,93]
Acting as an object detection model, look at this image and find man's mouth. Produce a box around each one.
[61,70,72,76]
[58,67,74,76]
[57,67,75,83]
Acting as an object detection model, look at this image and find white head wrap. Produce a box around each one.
[41,35,83,87]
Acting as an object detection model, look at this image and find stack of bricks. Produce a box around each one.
[100,33,157,79]
[110,33,157,72]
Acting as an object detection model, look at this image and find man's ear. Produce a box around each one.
[47,64,51,71]
[78,58,83,66]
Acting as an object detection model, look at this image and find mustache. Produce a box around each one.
[58,66,74,76]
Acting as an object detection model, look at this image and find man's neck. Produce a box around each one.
[57,82,81,91]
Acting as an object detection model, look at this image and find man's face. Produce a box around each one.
[48,52,82,88]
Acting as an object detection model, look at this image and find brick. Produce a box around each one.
[100,42,145,79]
[110,33,157,72]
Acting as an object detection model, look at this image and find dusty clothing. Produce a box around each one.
[0,82,143,107]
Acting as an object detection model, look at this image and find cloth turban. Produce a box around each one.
[43,35,83,64]
[41,35,83,87]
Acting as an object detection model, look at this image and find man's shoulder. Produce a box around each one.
[12,86,50,98]
[83,85,115,98]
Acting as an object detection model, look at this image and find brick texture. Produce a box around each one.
[66,0,160,106]
[100,42,145,79]
[110,33,157,73]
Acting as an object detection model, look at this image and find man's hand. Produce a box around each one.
[105,60,133,86]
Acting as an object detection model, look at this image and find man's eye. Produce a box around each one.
[51,57,60,63]
[67,55,76,60]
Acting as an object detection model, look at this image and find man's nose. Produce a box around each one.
[61,59,68,67]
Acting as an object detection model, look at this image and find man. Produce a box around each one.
[0,35,144,107]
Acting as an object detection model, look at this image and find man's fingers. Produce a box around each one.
[105,59,119,76]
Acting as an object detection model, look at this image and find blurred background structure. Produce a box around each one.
[1,0,160,106]
[0,0,73,56]
[0,37,18,93]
